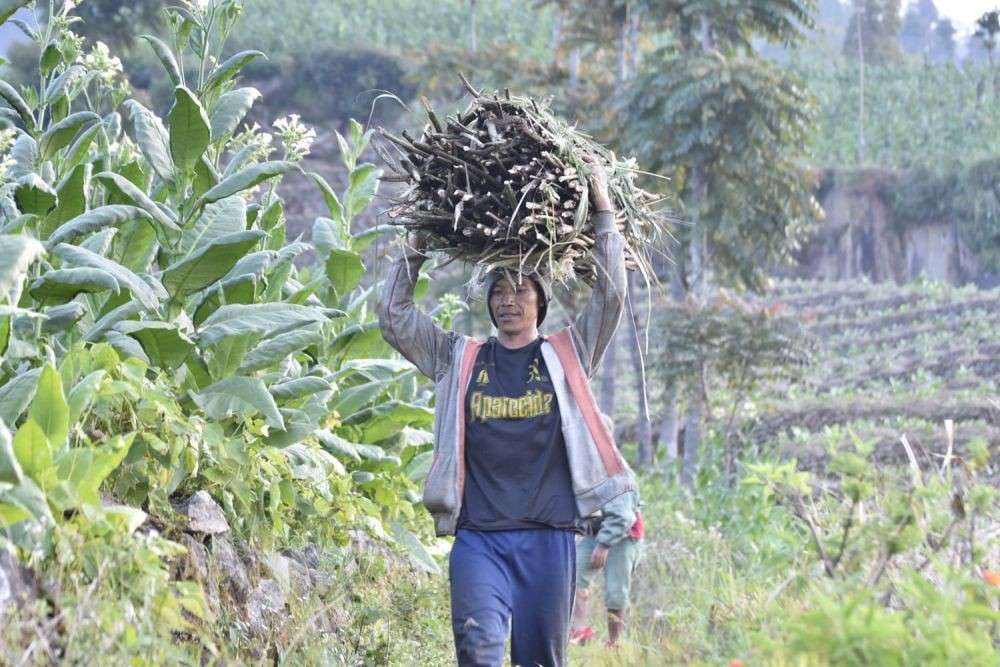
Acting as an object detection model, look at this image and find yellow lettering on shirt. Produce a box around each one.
[469,389,555,422]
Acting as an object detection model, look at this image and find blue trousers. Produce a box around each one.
[449,528,576,667]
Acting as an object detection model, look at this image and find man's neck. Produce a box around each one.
[496,328,540,350]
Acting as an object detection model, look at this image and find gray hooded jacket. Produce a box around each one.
[377,212,637,536]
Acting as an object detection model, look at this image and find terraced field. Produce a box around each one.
[758,279,1000,475]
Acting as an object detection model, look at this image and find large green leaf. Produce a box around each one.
[84,300,141,342]
[206,331,252,380]
[43,64,84,104]
[310,172,344,224]
[0,80,34,130]
[53,433,134,508]
[12,419,52,483]
[328,378,393,417]
[8,132,37,179]
[209,87,260,142]
[316,429,362,462]
[347,400,434,443]
[61,122,101,174]
[0,422,23,484]
[28,364,69,450]
[0,478,51,527]
[345,163,380,219]
[29,267,119,303]
[312,217,341,257]
[351,224,399,252]
[114,321,194,370]
[197,303,333,347]
[123,99,175,183]
[325,249,364,300]
[161,229,264,296]
[13,173,57,215]
[202,50,265,94]
[140,34,182,86]
[94,171,180,234]
[390,521,441,575]
[105,331,149,365]
[191,274,256,326]
[269,377,332,401]
[46,205,152,248]
[80,227,118,255]
[168,86,211,175]
[67,370,105,424]
[0,234,45,294]
[193,376,284,430]
[39,111,100,161]
[238,322,324,373]
[114,218,158,273]
[328,322,389,362]
[53,243,161,311]
[41,162,92,240]
[0,368,40,426]
[178,195,245,257]
[195,161,299,208]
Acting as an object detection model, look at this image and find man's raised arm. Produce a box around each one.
[377,235,454,380]
[571,165,627,378]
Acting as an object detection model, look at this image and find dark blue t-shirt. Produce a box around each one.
[458,337,581,532]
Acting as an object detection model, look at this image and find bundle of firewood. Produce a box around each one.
[377,77,668,285]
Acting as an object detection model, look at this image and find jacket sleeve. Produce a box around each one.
[595,490,638,548]
[377,248,455,380]
[571,211,627,379]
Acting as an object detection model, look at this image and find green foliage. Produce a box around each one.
[621,1,821,291]
[803,61,1000,168]
[0,1,454,658]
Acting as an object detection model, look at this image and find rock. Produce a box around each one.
[177,491,229,535]
[282,543,321,570]
[287,559,313,594]
[210,536,250,605]
[180,535,210,581]
[245,578,286,635]
[0,549,36,613]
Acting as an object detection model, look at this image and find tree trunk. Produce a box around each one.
[681,376,703,487]
[855,0,866,163]
[568,48,581,88]
[467,0,478,54]
[550,3,566,66]
[615,3,630,95]
[627,273,653,466]
[658,248,685,472]
[658,385,679,467]
[628,3,641,71]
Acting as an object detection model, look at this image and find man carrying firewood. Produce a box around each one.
[378,161,638,667]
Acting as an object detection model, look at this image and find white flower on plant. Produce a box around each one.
[78,41,124,86]
[0,155,14,181]
[0,128,18,154]
[230,122,274,163]
[181,0,209,12]
[273,113,317,161]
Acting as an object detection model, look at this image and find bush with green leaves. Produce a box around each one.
[0,0,445,654]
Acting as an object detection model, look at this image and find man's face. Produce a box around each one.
[489,277,539,335]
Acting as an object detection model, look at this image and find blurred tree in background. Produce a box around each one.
[66,0,163,49]
[843,0,902,64]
